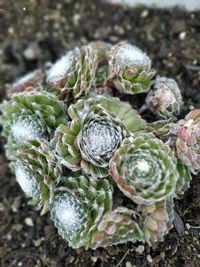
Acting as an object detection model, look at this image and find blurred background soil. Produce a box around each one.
[0,1,200,266]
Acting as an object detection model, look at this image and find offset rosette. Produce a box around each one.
[12,161,49,214]
[50,175,113,248]
[46,44,98,99]
[109,133,179,205]
[176,109,200,173]
[6,69,44,98]
[145,77,183,119]
[138,197,174,244]
[51,96,145,178]
[108,41,156,94]
[0,91,68,157]
[12,138,64,213]
[90,207,144,249]
[15,139,63,187]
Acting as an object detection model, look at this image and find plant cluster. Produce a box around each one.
[1,41,199,249]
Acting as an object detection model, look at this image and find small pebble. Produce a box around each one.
[91,256,98,263]
[33,239,43,247]
[126,262,132,267]
[160,252,165,259]
[73,14,81,26]
[147,254,153,263]
[179,31,186,41]
[25,217,34,227]
[140,9,149,18]
[135,245,145,254]
[0,203,5,212]
[23,46,37,60]
[69,256,75,263]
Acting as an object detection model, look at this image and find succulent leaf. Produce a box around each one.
[12,161,49,214]
[6,69,44,98]
[109,133,179,205]
[176,160,192,196]
[108,41,156,94]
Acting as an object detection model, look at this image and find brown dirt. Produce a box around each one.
[0,1,200,266]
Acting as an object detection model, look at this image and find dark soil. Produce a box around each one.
[0,1,200,266]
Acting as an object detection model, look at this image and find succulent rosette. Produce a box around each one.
[11,138,64,214]
[46,44,98,99]
[50,175,113,248]
[12,161,49,214]
[109,133,179,205]
[138,197,174,244]
[51,96,145,178]
[90,207,144,249]
[145,77,183,119]
[176,109,200,172]
[6,69,44,98]
[108,41,156,94]
[0,91,68,157]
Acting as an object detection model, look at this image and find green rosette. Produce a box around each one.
[51,96,146,178]
[109,133,179,205]
[46,44,98,99]
[108,41,156,94]
[50,175,113,249]
[0,91,68,158]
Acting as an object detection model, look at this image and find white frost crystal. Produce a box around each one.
[47,51,74,84]
[50,193,86,240]
[11,117,46,144]
[116,43,151,67]
[81,121,122,158]
[15,164,40,198]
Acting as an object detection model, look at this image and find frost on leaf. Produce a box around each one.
[47,51,75,84]
[80,120,123,165]
[15,163,40,198]
[11,116,47,144]
[116,43,151,67]
[50,193,86,241]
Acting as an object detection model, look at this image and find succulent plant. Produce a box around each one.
[138,197,174,244]
[12,161,49,214]
[176,109,200,173]
[145,77,183,119]
[109,133,179,205]
[6,69,44,98]
[108,41,156,94]
[15,139,63,186]
[46,44,99,100]
[11,138,65,214]
[90,207,144,249]
[50,175,113,248]
[0,91,68,157]
[0,40,199,250]
[51,96,145,178]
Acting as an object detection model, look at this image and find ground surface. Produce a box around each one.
[0,1,200,267]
